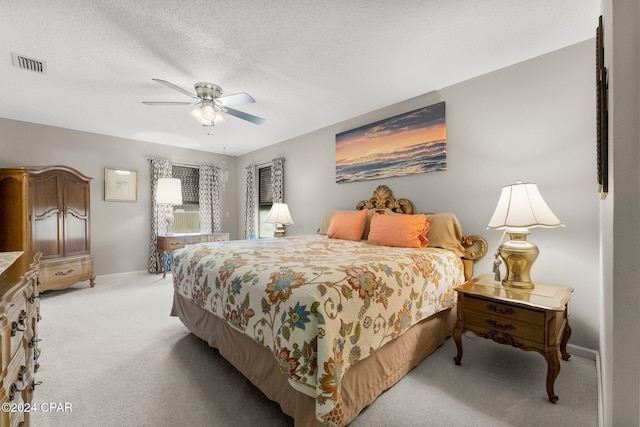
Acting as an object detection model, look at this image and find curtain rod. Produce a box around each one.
[173,162,200,168]
[147,159,201,168]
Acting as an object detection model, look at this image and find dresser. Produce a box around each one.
[0,166,95,292]
[157,233,230,278]
[453,274,573,403]
[0,252,41,427]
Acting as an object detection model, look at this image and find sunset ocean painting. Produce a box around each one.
[336,102,446,183]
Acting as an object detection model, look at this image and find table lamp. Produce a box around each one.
[265,203,293,237]
[157,178,183,235]
[487,181,564,288]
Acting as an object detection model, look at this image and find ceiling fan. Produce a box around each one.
[142,79,265,126]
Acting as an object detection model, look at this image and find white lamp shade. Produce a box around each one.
[487,182,563,229]
[156,178,183,205]
[265,203,294,225]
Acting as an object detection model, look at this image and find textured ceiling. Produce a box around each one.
[1,1,600,156]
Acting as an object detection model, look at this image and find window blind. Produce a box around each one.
[258,166,273,206]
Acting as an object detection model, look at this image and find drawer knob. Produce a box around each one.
[486,304,516,316]
[28,293,40,304]
[30,380,43,392]
[9,366,28,400]
[11,310,27,336]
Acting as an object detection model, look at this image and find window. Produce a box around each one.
[258,165,274,238]
[172,165,199,210]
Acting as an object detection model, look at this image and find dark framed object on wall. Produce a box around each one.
[335,102,447,183]
[596,15,608,199]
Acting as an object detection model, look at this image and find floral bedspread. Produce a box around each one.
[172,235,464,426]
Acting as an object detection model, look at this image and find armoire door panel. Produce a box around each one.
[64,175,90,218]
[30,174,61,217]
[64,213,89,255]
[32,212,62,258]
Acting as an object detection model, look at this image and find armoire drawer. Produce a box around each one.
[39,255,94,292]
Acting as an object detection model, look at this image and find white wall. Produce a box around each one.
[0,119,240,276]
[238,40,600,351]
[601,1,640,425]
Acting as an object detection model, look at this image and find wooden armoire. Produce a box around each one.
[0,165,95,292]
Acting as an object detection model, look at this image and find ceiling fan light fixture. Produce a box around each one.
[190,107,204,120]
[190,106,215,126]
[145,79,264,126]
[202,104,216,121]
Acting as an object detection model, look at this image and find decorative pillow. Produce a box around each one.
[380,210,466,256]
[327,209,369,241]
[317,211,335,235]
[361,208,382,240]
[319,209,378,239]
[367,212,430,248]
[424,212,466,257]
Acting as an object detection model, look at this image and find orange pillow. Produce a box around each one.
[327,209,368,241]
[367,212,430,248]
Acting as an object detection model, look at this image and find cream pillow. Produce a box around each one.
[424,212,466,257]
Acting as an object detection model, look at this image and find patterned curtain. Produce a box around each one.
[271,157,285,203]
[199,165,222,233]
[148,158,172,273]
[244,164,256,239]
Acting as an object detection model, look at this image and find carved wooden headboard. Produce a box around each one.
[356,185,414,214]
[355,185,487,279]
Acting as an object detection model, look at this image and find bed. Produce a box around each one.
[170,185,487,426]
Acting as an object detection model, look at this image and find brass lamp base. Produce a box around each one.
[498,229,538,289]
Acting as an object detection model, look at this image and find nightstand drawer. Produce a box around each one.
[166,238,189,250]
[464,311,545,343]
[188,235,208,244]
[208,233,229,242]
[464,296,544,325]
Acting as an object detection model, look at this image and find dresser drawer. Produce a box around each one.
[464,311,545,343]
[464,295,544,325]
[4,346,29,400]
[7,301,28,364]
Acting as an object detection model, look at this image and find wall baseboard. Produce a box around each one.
[567,344,602,427]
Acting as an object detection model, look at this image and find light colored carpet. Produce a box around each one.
[30,271,598,427]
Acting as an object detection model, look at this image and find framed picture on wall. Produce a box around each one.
[104,167,138,202]
[596,15,608,199]
[335,102,446,184]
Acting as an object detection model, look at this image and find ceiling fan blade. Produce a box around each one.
[142,101,194,105]
[221,107,265,125]
[152,79,198,99]
[217,92,255,106]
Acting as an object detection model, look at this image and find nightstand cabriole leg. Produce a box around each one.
[453,319,463,365]
[544,350,561,403]
[560,320,572,361]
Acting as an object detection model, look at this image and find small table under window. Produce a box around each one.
[157,232,229,278]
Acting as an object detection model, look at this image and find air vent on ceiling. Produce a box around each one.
[11,52,47,74]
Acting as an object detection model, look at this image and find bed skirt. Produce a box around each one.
[171,291,456,427]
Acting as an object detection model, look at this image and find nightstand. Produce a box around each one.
[453,274,573,403]
[157,232,229,278]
